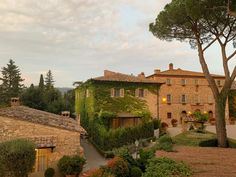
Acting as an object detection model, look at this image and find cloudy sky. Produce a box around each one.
[0,0,235,87]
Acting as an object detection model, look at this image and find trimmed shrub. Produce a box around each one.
[57,155,86,176]
[198,138,218,147]
[143,157,192,177]
[86,168,115,177]
[89,121,154,151]
[107,156,129,177]
[130,167,142,177]
[44,167,55,177]
[0,139,36,177]
[156,135,174,152]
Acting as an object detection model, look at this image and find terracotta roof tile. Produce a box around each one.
[148,68,225,78]
[93,70,164,84]
[0,106,80,132]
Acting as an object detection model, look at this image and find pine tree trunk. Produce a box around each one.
[215,95,228,147]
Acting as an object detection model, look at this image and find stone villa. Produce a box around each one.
[75,70,163,129]
[147,63,228,125]
[0,98,83,177]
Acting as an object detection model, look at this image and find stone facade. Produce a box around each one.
[147,63,229,125]
[0,105,82,177]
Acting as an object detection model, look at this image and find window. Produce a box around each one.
[167,112,172,119]
[195,79,199,86]
[181,94,187,104]
[181,79,186,86]
[195,94,200,104]
[34,148,52,172]
[166,78,171,85]
[217,80,222,87]
[135,88,144,97]
[114,88,120,97]
[111,88,124,97]
[167,94,172,104]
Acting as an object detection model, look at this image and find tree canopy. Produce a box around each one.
[0,59,24,105]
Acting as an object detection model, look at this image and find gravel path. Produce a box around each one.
[157,146,236,177]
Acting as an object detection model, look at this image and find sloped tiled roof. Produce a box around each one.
[0,106,80,132]
[148,68,225,78]
[92,70,164,84]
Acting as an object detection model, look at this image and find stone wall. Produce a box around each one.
[0,116,82,177]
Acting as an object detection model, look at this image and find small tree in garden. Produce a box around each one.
[57,155,86,176]
[0,139,36,177]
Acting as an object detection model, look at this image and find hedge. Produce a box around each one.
[89,121,154,151]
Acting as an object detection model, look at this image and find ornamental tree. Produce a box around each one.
[150,0,236,147]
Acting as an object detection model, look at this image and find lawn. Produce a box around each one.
[173,130,236,148]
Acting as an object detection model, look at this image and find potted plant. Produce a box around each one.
[171,119,178,127]
[58,155,86,177]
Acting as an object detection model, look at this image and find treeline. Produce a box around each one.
[0,60,75,117]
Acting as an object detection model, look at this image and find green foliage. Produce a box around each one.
[45,70,55,90]
[44,167,55,177]
[0,139,36,177]
[130,166,142,177]
[143,157,192,177]
[199,138,218,147]
[107,156,129,177]
[76,81,158,130]
[229,90,236,118]
[155,135,174,152]
[0,59,24,105]
[89,121,154,151]
[193,112,208,122]
[57,155,86,175]
[153,119,160,130]
[115,148,138,168]
[137,149,155,171]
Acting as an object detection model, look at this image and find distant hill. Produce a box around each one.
[56,87,73,95]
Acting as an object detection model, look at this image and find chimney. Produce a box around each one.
[154,69,161,74]
[61,111,70,118]
[11,97,20,107]
[138,72,145,79]
[104,70,115,77]
[169,63,174,70]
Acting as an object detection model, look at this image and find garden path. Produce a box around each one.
[81,138,108,171]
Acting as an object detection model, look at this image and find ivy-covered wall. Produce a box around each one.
[75,80,160,129]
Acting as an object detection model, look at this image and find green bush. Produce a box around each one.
[153,119,160,130]
[143,157,192,177]
[107,156,129,177]
[130,166,142,177]
[0,139,36,177]
[155,135,174,152]
[44,167,55,177]
[137,149,155,171]
[57,155,86,176]
[193,111,209,122]
[199,139,218,147]
[89,121,154,151]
